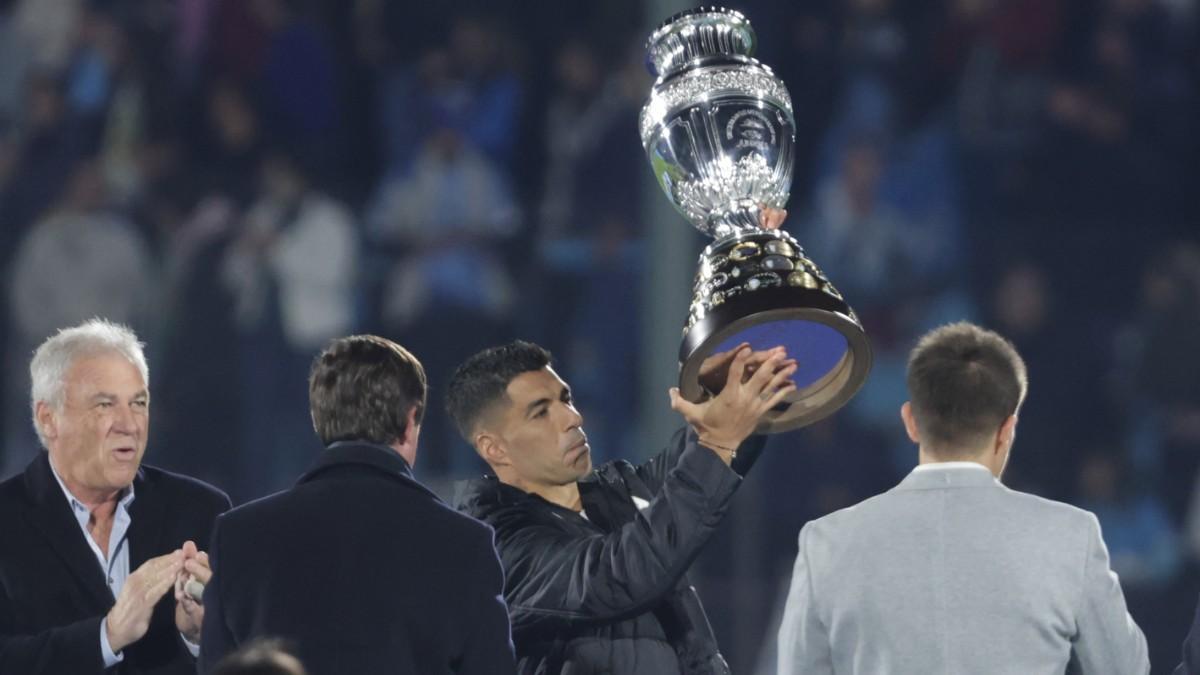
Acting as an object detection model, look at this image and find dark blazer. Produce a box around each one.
[198,441,515,675]
[0,452,232,674]
[1177,598,1200,674]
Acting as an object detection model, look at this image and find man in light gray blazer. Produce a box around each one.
[778,322,1148,675]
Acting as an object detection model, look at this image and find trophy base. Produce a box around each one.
[679,286,871,434]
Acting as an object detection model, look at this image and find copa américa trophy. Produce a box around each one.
[640,7,871,432]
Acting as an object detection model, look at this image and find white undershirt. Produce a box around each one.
[912,461,990,473]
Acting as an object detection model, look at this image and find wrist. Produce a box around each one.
[181,625,201,645]
[697,435,741,463]
[177,604,202,643]
[104,614,126,654]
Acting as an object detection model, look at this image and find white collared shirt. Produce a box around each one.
[48,458,202,662]
[912,461,991,473]
[48,458,134,667]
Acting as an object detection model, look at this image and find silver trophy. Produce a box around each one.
[641,7,871,433]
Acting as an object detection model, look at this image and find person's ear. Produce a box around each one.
[996,414,1018,453]
[900,402,920,444]
[35,401,57,443]
[476,431,510,467]
[402,406,421,447]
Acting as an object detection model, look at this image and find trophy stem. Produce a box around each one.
[710,202,768,240]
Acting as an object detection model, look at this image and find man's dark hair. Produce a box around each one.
[445,341,552,441]
[212,638,307,675]
[309,335,426,446]
[906,322,1028,455]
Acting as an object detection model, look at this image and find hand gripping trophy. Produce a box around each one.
[641,7,871,432]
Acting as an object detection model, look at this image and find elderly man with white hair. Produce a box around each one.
[0,318,231,674]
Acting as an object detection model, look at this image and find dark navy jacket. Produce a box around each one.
[0,452,230,674]
[199,441,515,675]
[1177,600,1200,675]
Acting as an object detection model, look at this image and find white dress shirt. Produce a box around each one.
[49,459,134,667]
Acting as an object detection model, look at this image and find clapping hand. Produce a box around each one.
[106,550,184,653]
[173,540,212,644]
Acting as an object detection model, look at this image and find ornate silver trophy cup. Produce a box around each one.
[641,7,871,433]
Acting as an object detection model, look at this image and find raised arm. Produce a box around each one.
[634,345,792,489]
[502,346,796,632]
[632,427,766,494]
[500,436,740,632]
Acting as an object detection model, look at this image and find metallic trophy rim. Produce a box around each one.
[650,6,749,34]
[679,292,872,434]
[645,7,753,78]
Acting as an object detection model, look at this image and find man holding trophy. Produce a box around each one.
[450,8,870,674]
[448,339,790,674]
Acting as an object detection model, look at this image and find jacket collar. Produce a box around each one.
[454,474,623,530]
[895,462,1000,491]
[25,451,149,507]
[21,452,120,608]
[454,474,534,513]
[299,441,437,499]
[454,474,594,520]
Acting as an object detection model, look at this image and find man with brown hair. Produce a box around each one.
[778,321,1148,675]
[199,335,515,675]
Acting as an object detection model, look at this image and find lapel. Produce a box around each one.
[126,466,167,569]
[21,453,115,608]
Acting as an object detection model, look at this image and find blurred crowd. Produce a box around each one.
[0,0,1196,672]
